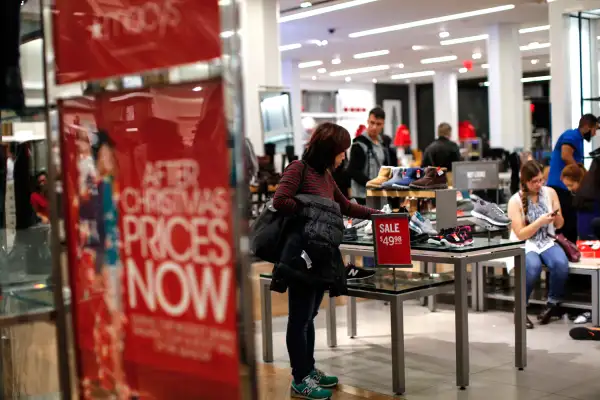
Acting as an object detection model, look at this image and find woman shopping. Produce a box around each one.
[272,122,380,400]
[508,161,570,329]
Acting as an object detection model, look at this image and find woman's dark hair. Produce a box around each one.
[520,160,544,225]
[303,122,351,174]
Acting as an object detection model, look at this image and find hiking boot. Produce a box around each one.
[381,167,405,189]
[366,166,392,189]
[291,376,332,399]
[392,167,424,189]
[409,167,448,190]
[309,369,339,388]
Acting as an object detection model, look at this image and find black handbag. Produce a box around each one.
[250,162,307,263]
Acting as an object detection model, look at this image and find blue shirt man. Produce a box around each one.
[547,114,598,243]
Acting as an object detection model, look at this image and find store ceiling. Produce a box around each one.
[279,0,552,83]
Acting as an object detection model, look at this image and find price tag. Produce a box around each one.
[372,213,412,268]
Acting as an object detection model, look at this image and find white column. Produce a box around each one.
[487,24,524,151]
[240,0,282,155]
[408,83,418,149]
[433,72,458,141]
[281,60,303,157]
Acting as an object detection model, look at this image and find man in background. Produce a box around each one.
[347,107,395,204]
[422,122,461,171]
[547,114,598,243]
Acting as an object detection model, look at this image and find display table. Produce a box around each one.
[338,237,527,391]
[259,270,455,394]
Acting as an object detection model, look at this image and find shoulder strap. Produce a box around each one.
[298,161,308,193]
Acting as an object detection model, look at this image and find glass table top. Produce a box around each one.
[1,283,56,317]
[342,236,524,253]
[261,270,454,295]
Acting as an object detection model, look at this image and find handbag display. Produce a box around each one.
[553,233,581,263]
[250,162,307,263]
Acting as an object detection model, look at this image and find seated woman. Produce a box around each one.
[508,161,569,329]
[569,159,600,240]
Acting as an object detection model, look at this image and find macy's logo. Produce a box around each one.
[87,0,181,40]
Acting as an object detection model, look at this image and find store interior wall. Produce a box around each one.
[374,83,411,138]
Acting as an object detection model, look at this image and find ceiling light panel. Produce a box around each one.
[519,25,550,34]
[349,5,515,38]
[298,60,323,68]
[329,64,390,76]
[353,50,390,59]
[391,70,435,79]
[420,55,457,64]
[441,34,488,45]
[280,43,302,51]
[280,0,378,23]
[520,42,550,51]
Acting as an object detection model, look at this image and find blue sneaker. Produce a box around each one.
[390,167,424,189]
[291,376,332,399]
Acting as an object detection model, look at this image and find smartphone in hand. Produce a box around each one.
[551,209,559,217]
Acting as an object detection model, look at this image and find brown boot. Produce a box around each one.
[366,167,392,189]
[409,167,448,190]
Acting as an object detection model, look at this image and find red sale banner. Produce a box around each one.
[372,214,412,268]
[52,0,222,84]
[59,79,239,399]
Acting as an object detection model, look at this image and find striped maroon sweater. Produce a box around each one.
[273,160,378,219]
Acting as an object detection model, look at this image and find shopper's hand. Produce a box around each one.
[536,212,556,226]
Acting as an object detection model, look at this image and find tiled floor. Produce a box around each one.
[255,299,600,399]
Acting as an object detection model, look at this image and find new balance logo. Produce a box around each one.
[348,269,359,277]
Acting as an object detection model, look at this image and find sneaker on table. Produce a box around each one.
[409,229,429,245]
[441,229,465,247]
[291,376,332,399]
[346,264,376,281]
[409,212,437,235]
[471,198,511,226]
[456,225,473,245]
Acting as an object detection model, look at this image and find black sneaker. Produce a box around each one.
[346,264,376,281]
[410,228,429,245]
[441,228,465,247]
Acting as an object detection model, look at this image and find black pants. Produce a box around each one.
[286,283,325,383]
[550,186,578,243]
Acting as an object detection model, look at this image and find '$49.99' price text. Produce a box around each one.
[380,236,403,246]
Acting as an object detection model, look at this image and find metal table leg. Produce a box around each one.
[514,252,527,370]
[428,263,438,312]
[471,263,479,311]
[454,259,469,389]
[260,279,273,362]
[327,295,337,348]
[592,270,599,326]
[347,296,357,338]
[420,262,427,306]
[478,263,487,312]
[390,296,406,395]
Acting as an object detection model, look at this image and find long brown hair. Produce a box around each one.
[520,160,544,225]
[303,122,351,174]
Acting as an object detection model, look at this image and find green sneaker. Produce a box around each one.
[291,376,332,399]
[310,369,339,388]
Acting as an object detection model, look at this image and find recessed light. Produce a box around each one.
[312,76,317,80]
[349,5,515,38]
[420,55,457,64]
[329,65,390,77]
[412,45,425,51]
[332,58,342,64]
[519,25,550,34]
[300,1,312,7]
[299,60,323,68]
[192,86,203,92]
[472,52,482,59]
[459,67,468,73]
[391,70,436,80]
[220,31,235,38]
[280,0,378,23]
[531,59,539,64]
[398,63,405,68]
[482,63,489,69]
[441,34,488,45]
[345,77,352,82]
[439,31,450,38]
[317,68,327,73]
[372,78,378,83]
[320,40,328,46]
[546,62,551,67]
[353,50,390,59]
[280,43,302,51]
